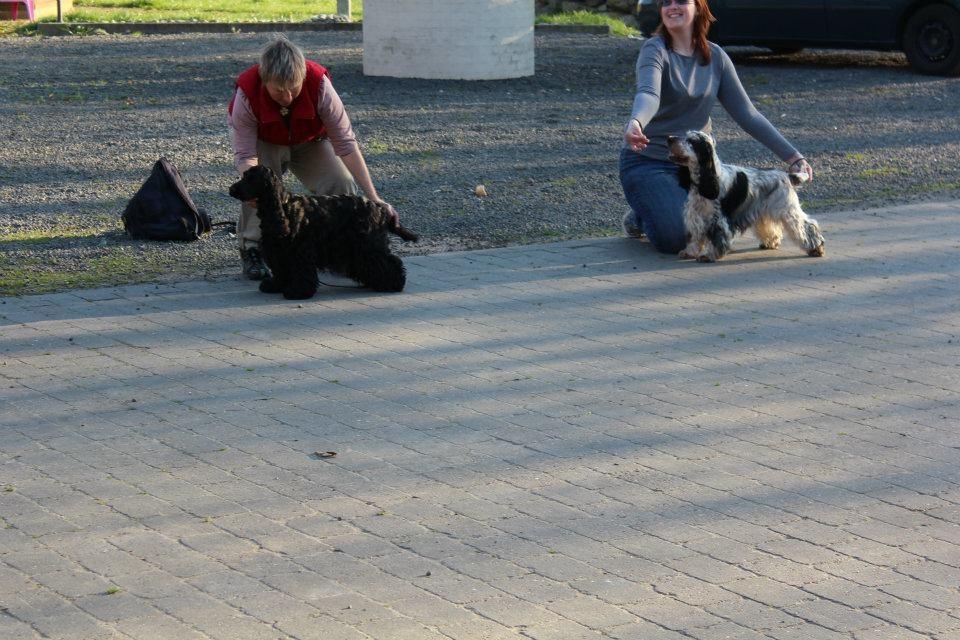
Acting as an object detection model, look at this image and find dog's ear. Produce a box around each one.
[692,135,720,200]
[264,168,285,204]
[677,166,692,191]
[698,163,721,200]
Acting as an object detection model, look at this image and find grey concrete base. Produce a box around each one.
[3,201,959,639]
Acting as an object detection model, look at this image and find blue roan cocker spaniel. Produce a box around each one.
[668,131,825,262]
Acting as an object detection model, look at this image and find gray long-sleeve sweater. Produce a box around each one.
[630,36,799,163]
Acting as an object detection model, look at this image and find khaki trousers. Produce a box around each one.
[238,138,357,250]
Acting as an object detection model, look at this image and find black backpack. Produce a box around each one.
[123,157,213,241]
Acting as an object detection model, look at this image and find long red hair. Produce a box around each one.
[653,0,717,65]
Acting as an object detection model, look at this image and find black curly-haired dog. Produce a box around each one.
[229,166,419,299]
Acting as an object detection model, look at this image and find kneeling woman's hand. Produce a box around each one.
[377,200,399,225]
[788,157,814,183]
[624,118,649,152]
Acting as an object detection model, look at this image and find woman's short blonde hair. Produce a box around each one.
[259,34,306,86]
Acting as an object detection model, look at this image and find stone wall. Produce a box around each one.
[536,0,640,28]
[363,0,534,80]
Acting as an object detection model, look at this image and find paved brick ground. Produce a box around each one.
[2,201,960,640]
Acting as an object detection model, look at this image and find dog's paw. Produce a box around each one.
[259,277,283,293]
[807,243,825,257]
[696,254,716,263]
[758,241,780,250]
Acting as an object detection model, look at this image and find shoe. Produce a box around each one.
[622,211,645,239]
[240,247,268,280]
[317,269,361,287]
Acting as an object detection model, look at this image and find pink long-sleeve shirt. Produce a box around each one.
[228,75,358,174]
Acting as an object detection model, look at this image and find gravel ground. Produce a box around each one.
[1,31,959,295]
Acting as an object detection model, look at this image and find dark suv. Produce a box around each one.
[636,0,960,76]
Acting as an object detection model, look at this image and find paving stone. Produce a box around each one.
[2,589,119,639]
[259,570,346,601]
[802,576,891,609]
[853,627,932,640]
[230,589,320,625]
[781,599,887,634]
[110,568,195,599]
[626,594,724,631]
[724,577,814,608]
[607,620,688,639]
[705,598,806,631]
[390,594,481,627]
[864,599,960,635]
[519,618,601,640]
[0,611,43,640]
[686,620,775,640]
[651,574,739,606]
[72,592,155,623]
[187,570,269,600]
[273,613,370,640]
[544,594,638,629]
[112,612,208,639]
[879,579,960,611]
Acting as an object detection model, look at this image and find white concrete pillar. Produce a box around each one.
[363,0,535,80]
[337,0,351,20]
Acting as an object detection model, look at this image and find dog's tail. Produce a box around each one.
[390,221,419,242]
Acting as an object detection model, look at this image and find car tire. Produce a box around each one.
[903,3,960,76]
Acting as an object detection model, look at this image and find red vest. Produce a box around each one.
[229,60,330,146]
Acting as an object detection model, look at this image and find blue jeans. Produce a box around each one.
[619,148,687,254]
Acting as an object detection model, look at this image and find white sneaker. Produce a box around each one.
[622,212,645,239]
[317,269,361,287]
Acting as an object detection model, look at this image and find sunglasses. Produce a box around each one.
[658,0,693,7]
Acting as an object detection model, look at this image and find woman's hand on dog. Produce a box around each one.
[377,200,400,224]
[788,157,814,183]
[624,118,649,152]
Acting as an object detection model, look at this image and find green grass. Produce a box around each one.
[82,0,363,22]
[364,139,419,156]
[858,166,901,179]
[0,20,32,36]
[550,176,578,188]
[536,10,638,37]
[4,0,364,26]
[742,73,771,87]
[0,247,201,297]
[3,3,638,37]
[805,179,960,211]
[0,227,104,244]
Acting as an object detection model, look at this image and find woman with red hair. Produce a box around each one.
[620,0,813,254]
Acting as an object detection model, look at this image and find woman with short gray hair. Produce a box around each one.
[229,34,399,280]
